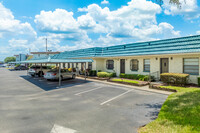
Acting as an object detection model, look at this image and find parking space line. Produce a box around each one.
[100,89,133,105]
[75,86,102,96]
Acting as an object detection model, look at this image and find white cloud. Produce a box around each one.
[0,3,36,38]
[101,0,109,5]
[78,7,88,12]
[77,14,96,29]
[163,0,200,19]
[31,0,180,56]
[78,0,179,40]
[196,31,200,34]
[35,9,78,33]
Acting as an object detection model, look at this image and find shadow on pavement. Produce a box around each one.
[20,75,92,91]
[136,103,163,120]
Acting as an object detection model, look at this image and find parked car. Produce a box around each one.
[14,65,28,70]
[28,66,51,77]
[44,69,76,80]
[0,64,5,67]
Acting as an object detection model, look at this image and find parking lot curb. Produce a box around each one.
[76,77,172,95]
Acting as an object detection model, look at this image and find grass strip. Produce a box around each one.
[139,86,200,133]
[111,79,139,84]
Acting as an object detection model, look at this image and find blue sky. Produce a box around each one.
[0,0,200,60]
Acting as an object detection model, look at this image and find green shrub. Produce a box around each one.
[89,70,97,76]
[15,64,20,67]
[97,72,116,78]
[160,73,189,86]
[119,73,149,81]
[197,77,200,87]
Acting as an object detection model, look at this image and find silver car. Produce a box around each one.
[44,69,76,80]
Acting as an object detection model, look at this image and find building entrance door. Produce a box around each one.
[160,58,169,73]
[120,59,125,73]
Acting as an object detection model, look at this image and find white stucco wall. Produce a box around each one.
[91,53,200,84]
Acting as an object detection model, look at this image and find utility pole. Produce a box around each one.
[46,38,48,52]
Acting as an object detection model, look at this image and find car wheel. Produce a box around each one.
[31,74,35,77]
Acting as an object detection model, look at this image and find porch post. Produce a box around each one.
[58,63,61,87]
[85,62,86,80]
[27,63,28,76]
[40,63,42,77]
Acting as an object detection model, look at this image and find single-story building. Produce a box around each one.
[30,51,61,60]
[50,35,200,84]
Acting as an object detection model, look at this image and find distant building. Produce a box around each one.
[14,54,29,62]
[30,51,61,60]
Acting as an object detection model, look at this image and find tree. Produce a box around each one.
[156,0,182,8]
[26,55,33,60]
[4,57,16,63]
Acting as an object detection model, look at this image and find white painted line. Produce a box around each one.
[100,90,133,105]
[75,86,102,96]
[50,124,77,133]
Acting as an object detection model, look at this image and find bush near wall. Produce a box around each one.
[160,73,189,86]
[119,73,149,81]
[198,77,200,87]
[89,70,97,76]
[97,72,116,78]
[15,64,20,67]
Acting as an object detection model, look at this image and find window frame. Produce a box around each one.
[88,62,92,70]
[143,59,150,72]
[183,58,199,75]
[106,60,114,70]
[130,59,139,71]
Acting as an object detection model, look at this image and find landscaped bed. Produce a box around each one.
[138,86,200,133]
[108,78,149,86]
[149,83,177,92]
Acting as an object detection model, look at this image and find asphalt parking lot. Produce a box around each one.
[0,68,168,133]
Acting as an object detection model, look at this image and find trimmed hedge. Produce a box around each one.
[97,72,116,78]
[89,70,97,76]
[160,73,189,86]
[198,77,200,87]
[119,73,149,81]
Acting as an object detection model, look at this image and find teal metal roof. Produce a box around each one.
[52,35,200,59]
[21,58,93,63]
[8,61,21,64]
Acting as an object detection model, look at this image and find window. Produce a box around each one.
[68,63,70,68]
[144,59,150,72]
[183,58,199,75]
[76,63,78,68]
[88,62,92,70]
[106,60,114,70]
[72,63,74,68]
[130,59,139,71]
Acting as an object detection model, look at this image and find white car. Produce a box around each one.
[28,66,51,77]
[44,69,76,80]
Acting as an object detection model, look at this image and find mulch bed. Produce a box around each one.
[77,75,109,80]
[149,83,177,92]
